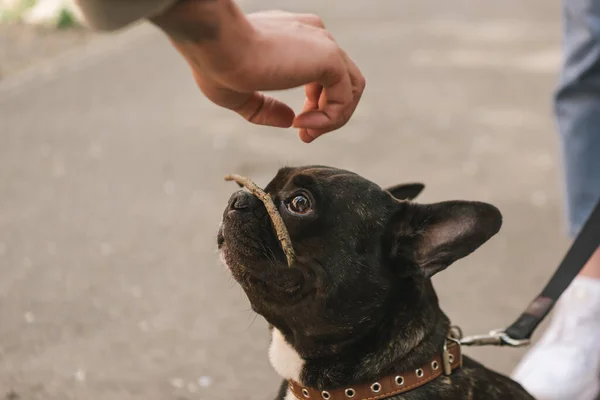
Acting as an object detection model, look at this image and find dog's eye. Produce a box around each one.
[287,195,312,215]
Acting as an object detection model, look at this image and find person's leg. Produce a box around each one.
[581,248,600,278]
[512,0,600,398]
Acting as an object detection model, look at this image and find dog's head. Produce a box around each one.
[218,166,501,355]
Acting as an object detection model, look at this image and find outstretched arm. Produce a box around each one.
[75,0,365,141]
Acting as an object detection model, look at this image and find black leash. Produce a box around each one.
[460,198,600,347]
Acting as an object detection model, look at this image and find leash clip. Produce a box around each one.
[459,329,530,348]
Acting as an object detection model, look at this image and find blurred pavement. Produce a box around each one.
[0,0,567,399]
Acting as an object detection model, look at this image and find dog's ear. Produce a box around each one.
[385,183,425,201]
[387,201,502,278]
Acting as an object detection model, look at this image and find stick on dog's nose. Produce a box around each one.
[225,174,296,267]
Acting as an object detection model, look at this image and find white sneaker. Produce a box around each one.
[512,276,600,400]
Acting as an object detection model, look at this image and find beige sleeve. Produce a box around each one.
[76,0,177,31]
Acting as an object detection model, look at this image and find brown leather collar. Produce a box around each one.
[288,339,462,400]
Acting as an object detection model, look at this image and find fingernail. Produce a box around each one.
[294,111,330,129]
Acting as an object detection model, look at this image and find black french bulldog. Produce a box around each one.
[217,166,533,400]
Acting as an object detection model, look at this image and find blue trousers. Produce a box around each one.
[556,0,600,237]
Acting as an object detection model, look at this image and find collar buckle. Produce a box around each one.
[442,336,462,376]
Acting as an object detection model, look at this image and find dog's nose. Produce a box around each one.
[229,190,251,211]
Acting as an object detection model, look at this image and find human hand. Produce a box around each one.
[154,3,365,143]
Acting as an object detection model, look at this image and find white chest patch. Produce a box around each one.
[284,389,296,400]
[269,329,304,383]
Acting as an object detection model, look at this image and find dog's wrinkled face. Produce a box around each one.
[218,166,501,354]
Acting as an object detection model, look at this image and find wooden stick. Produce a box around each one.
[224,174,296,267]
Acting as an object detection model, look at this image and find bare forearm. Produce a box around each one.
[76,0,252,44]
[76,0,177,30]
[151,0,229,42]
[151,0,255,73]
[77,1,365,137]
[77,0,254,72]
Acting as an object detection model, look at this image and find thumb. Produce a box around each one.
[233,92,295,128]
[192,71,295,128]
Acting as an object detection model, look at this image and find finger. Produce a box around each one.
[298,87,326,142]
[250,10,325,28]
[315,52,364,130]
[233,92,295,128]
[299,128,311,143]
[301,83,323,113]
[299,128,322,143]
[339,50,366,119]
[299,127,332,143]
[306,82,323,104]
[296,84,323,141]
[294,13,325,28]
[293,53,353,131]
[299,83,323,143]
[297,53,365,142]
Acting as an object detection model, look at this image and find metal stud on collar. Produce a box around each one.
[416,368,424,378]
[395,375,404,385]
[370,382,382,393]
[431,360,439,370]
[321,391,331,399]
[345,388,356,398]
[302,388,310,398]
